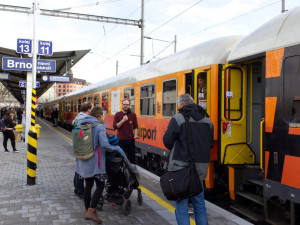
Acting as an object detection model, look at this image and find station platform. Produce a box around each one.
[0,118,253,225]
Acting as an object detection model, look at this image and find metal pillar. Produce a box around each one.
[140,0,144,65]
[27,0,38,186]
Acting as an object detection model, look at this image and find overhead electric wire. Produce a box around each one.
[182,0,281,39]
[89,0,204,72]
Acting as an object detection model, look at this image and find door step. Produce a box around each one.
[236,191,264,206]
[230,205,264,222]
[265,217,290,225]
[247,178,263,187]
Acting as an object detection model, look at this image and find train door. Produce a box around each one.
[221,65,255,164]
[185,70,209,111]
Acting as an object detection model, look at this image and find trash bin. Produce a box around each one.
[35,124,41,139]
[15,124,23,132]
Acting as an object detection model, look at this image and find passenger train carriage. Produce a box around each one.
[42,6,300,224]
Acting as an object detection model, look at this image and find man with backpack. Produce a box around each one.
[72,101,93,199]
[163,94,214,225]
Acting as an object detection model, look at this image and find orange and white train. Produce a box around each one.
[42,6,300,224]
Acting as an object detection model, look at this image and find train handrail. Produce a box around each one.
[260,118,265,172]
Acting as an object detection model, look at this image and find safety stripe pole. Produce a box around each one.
[27,88,37,185]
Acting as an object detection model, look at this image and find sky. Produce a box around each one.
[0,0,299,85]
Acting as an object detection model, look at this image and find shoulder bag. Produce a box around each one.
[160,115,202,201]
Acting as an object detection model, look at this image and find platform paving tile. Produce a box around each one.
[0,120,173,225]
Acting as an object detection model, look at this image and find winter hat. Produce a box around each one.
[108,134,119,146]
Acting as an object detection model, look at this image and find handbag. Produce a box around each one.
[160,115,202,201]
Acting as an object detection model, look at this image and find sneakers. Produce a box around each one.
[13,150,19,153]
[4,150,9,153]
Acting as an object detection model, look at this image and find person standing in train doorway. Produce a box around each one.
[113,99,138,164]
[163,94,214,225]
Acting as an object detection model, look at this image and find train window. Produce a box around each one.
[224,67,243,121]
[102,92,109,114]
[67,102,71,112]
[71,101,73,112]
[140,83,155,116]
[283,55,300,126]
[78,99,81,112]
[74,100,77,113]
[94,95,100,107]
[88,96,92,102]
[124,88,135,113]
[83,97,87,103]
[163,79,177,117]
[65,102,67,112]
[197,72,207,111]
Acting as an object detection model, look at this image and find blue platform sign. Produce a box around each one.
[19,80,40,88]
[42,75,70,83]
[38,40,53,56]
[2,57,56,72]
[17,38,32,54]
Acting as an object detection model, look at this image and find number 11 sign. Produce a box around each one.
[38,40,53,56]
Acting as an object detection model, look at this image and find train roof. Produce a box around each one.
[62,35,243,100]
[228,6,300,62]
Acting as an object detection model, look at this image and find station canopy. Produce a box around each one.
[0,47,90,104]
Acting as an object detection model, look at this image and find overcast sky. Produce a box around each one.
[0,0,299,84]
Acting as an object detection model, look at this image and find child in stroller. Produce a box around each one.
[98,134,143,215]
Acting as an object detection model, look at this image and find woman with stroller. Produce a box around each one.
[75,106,124,224]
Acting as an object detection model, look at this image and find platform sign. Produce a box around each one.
[38,40,53,56]
[19,80,26,88]
[0,72,10,80]
[17,39,32,54]
[2,57,56,72]
[19,80,40,88]
[41,75,70,83]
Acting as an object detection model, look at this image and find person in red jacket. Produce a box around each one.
[113,99,138,163]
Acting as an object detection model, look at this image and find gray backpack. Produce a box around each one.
[72,123,99,160]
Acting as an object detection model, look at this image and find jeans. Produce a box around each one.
[175,181,208,225]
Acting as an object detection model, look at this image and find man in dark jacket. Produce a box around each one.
[163,94,213,225]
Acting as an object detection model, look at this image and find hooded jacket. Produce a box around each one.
[75,115,121,178]
[163,104,214,180]
[72,112,87,128]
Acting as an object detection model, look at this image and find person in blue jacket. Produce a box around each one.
[75,106,123,224]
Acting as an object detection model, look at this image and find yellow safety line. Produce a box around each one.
[44,120,196,224]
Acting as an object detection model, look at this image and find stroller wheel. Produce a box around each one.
[122,199,131,216]
[137,191,143,205]
[97,196,105,210]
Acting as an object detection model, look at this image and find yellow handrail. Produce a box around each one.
[260,118,265,171]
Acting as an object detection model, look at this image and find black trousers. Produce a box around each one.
[84,177,105,209]
[3,130,16,151]
[73,172,84,196]
[118,139,135,163]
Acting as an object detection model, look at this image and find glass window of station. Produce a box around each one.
[124,88,135,113]
[140,83,155,116]
[163,79,177,117]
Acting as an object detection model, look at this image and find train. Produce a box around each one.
[41,6,300,225]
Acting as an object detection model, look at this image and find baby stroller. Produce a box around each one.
[98,150,143,216]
